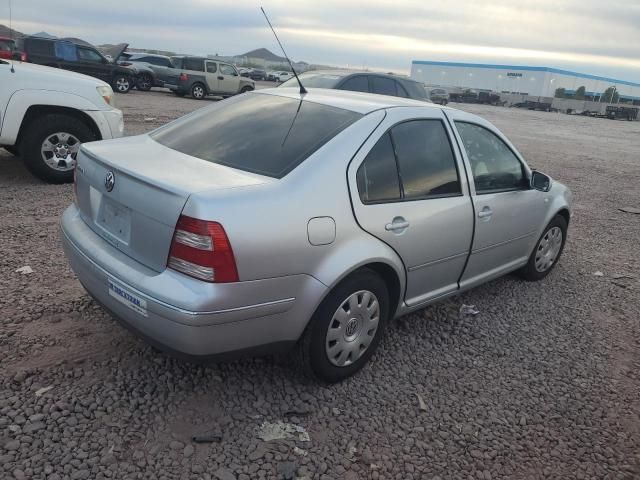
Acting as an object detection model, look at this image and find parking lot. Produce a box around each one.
[1,89,639,480]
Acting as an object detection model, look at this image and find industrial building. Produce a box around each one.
[411,61,640,104]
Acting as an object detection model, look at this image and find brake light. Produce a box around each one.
[167,215,239,283]
[179,73,188,81]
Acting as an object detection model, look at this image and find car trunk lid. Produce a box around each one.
[74,135,270,272]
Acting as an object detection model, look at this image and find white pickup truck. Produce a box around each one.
[0,59,124,183]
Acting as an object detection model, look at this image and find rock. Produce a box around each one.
[214,467,236,480]
[169,440,184,450]
[278,461,297,479]
[4,439,20,451]
[23,421,45,434]
[183,444,195,457]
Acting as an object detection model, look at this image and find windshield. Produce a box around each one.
[151,93,362,178]
[281,73,343,89]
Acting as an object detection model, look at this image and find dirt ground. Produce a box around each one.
[1,89,639,480]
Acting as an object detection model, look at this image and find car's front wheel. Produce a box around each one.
[239,85,254,94]
[21,114,97,184]
[519,215,568,281]
[298,268,389,383]
[112,75,131,93]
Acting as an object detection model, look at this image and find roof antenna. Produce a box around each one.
[260,7,306,94]
[8,0,14,72]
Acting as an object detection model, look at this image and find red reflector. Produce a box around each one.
[167,215,239,283]
[179,73,188,81]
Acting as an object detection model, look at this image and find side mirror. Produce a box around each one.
[531,171,551,192]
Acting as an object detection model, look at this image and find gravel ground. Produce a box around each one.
[1,90,639,480]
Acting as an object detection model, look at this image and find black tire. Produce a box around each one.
[518,215,568,281]
[240,86,253,94]
[190,83,206,100]
[298,268,389,383]
[3,146,19,156]
[21,114,97,184]
[136,73,153,91]
[112,75,131,93]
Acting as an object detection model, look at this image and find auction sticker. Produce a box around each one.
[108,278,148,317]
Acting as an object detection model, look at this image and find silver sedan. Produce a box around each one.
[60,88,571,382]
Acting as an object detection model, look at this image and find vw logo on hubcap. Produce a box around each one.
[345,318,359,338]
[105,171,115,192]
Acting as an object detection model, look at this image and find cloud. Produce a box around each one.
[1,0,638,81]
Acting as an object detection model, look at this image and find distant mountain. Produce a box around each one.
[0,24,24,38]
[33,31,57,39]
[238,48,287,63]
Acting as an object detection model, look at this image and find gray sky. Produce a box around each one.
[3,0,639,82]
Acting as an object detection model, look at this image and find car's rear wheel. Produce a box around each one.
[240,86,253,94]
[112,75,131,93]
[518,215,568,281]
[191,83,206,100]
[298,268,389,383]
[21,114,97,184]
[136,73,153,91]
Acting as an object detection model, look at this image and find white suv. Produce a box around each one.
[0,59,124,183]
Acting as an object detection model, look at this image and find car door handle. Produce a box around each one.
[477,206,493,218]
[385,219,410,231]
[217,76,224,80]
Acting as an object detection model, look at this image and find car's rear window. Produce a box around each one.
[281,73,342,89]
[150,93,362,178]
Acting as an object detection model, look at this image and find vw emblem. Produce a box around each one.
[104,171,115,192]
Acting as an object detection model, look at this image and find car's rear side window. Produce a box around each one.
[340,76,369,93]
[356,133,401,203]
[391,120,461,198]
[370,76,397,96]
[151,94,362,178]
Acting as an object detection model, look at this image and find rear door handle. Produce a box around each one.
[385,218,410,232]
[477,206,493,218]
[218,76,224,80]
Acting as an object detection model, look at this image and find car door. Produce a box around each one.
[445,109,547,288]
[204,60,219,93]
[348,107,474,306]
[218,63,240,94]
[76,46,110,82]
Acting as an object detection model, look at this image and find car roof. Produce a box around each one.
[300,69,422,85]
[257,87,444,115]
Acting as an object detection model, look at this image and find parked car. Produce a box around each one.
[278,71,293,82]
[114,52,164,91]
[167,56,254,99]
[248,68,267,81]
[429,88,449,105]
[0,36,26,61]
[17,37,135,93]
[238,67,250,77]
[1,59,123,183]
[281,70,429,101]
[266,70,280,81]
[61,88,571,382]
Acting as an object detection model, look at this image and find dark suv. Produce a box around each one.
[280,70,429,101]
[18,37,134,93]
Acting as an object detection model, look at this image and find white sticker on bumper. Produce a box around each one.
[108,279,148,317]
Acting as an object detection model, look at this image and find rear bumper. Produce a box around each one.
[60,204,327,358]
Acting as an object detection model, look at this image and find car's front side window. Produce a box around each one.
[455,122,526,193]
[220,64,236,76]
[77,48,103,63]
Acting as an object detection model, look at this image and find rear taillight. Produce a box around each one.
[167,215,239,283]
[179,73,188,81]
